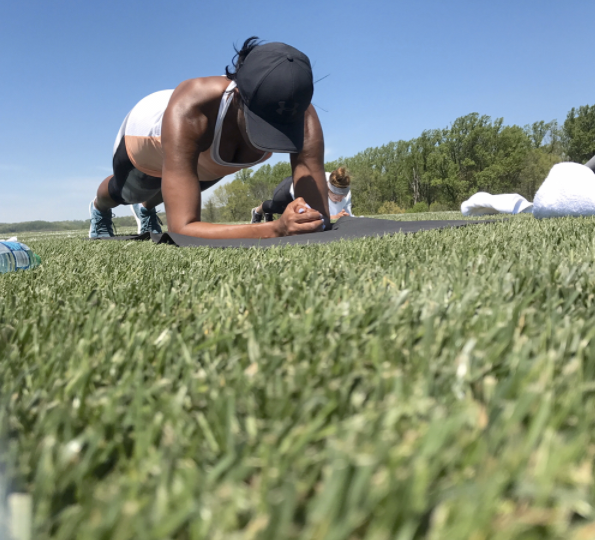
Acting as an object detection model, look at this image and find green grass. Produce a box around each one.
[2,213,595,539]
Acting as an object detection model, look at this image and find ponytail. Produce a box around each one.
[225,37,262,80]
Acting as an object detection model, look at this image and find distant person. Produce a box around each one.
[252,167,352,222]
[89,37,329,239]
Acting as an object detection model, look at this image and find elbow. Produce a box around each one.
[167,221,183,235]
[167,219,191,236]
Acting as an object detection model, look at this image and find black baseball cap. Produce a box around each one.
[236,42,314,153]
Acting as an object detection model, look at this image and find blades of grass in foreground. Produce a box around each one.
[1,215,595,538]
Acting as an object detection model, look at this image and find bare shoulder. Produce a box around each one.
[162,76,231,152]
[166,76,231,119]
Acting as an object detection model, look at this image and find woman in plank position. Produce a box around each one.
[89,37,329,239]
[251,167,352,223]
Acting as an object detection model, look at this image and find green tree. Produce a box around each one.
[245,162,292,203]
[432,114,531,205]
[235,168,253,184]
[524,120,563,155]
[211,180,253,222]
[517,149,562,200]
[563,105,595,163]
[202,198,220,223]
[202,105,590,218]
[333,148,387,214]
[399,131,442,206]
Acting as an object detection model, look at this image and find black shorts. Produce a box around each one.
[108,138,223,205]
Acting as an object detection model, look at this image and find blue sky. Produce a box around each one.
[1,0,594,222]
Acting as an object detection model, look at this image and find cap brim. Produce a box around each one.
[243,104,305,153]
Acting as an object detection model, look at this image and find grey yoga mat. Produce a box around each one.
[93,216,495,248]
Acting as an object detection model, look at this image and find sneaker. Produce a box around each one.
[89,200,115,238]
[251,207,263,223]
[131,204,163,234]
[264,213,274,222]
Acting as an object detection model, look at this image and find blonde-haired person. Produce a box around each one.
[252,167,352,222]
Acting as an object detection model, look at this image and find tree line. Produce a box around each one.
[205,104,595,220]
[4,105,592,230]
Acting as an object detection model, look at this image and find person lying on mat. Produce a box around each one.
[251,167,352,223]
[88,37,329,239]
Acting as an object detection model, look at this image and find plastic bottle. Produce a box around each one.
[0,242,41,274]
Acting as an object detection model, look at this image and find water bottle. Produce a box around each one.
[0,242,41,274]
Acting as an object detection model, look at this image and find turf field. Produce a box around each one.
[1,212,595,539]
